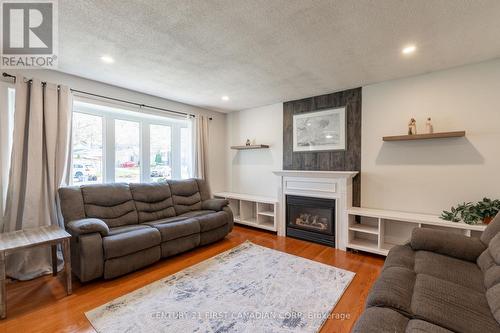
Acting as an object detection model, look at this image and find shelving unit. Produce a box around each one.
[230,144,270,150]
[214,192,278,232]
[347,207,487,256]
[383,131,466,142]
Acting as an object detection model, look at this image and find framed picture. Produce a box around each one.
[293,107,346,152]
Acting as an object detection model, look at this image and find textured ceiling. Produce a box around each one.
[57,0,500,112]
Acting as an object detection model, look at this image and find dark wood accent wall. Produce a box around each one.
[283,87,362,206]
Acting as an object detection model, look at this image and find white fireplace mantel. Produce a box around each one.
[273,170,358,251]
[273,170,358,179]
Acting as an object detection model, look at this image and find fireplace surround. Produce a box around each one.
[273,170,358,251]
[286,195,336,246]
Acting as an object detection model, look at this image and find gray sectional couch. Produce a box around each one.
[353,213,500,333]
[58,178,233,282]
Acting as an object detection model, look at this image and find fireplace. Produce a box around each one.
[286,195,336,247]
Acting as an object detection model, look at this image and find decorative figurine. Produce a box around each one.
[425,117,434,134]
[408,118,417,135]
[245,139,251,146]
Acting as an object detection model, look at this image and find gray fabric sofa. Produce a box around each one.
[353,213,500,333]
[58,178,233,282]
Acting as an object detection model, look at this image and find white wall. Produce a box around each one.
[5,69,228,193]
[362,59,500,214]
[226,103,283,197]
[225,59,500,215]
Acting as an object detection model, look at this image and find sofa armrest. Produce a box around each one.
[66,218,109,237]
[410,228,486,262]
[202,199,229,212]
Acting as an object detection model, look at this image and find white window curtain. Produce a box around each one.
[3,76,72,280]
[194,115,209,179]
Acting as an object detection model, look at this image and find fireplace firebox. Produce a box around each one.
[286,195,336,247]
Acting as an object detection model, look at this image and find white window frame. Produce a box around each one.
[71,98,191,185]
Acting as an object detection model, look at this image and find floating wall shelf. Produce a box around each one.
[383,131,466,142]
[231,144,270,150]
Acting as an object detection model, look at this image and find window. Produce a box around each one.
[150,124,172,182]
[72,113,103,184]
[71,100,193,185]
[115,119,140,183]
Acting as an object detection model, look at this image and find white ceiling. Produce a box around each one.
[58,0,500,112]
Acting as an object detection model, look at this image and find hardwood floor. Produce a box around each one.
[0,226,384,333]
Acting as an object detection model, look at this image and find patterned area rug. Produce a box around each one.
[86,241,355,333]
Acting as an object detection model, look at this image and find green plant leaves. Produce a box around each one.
[441,198,500,224]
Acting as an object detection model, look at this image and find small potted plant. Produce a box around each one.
[441,198,500,225]
[476,198,500,224]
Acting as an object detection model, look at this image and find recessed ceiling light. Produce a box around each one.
[402,45,417,55]
[101,55,115,64]
[221,96,229,101]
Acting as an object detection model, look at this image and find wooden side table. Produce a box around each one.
[0,225,72,319]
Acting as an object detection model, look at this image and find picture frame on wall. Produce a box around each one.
[293,107,346,152]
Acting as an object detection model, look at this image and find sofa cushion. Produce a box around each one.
[487,284,500,325]
[490,233,500,265]
[383,244,415,271]
[414,251,485,292]
[411,273,500,333]
[129,182,176,223]
[168,179,202,215]
[478,248,496,272]
[196,211,229,232]
[147,218,200,242]
[108,224,153,236]
[353,307,454,333]
[485,265,500,289]
[485,234,500,325]
[352,307,408,333]
[58,186,86,223]
[103,226,160,259]
[179,210,216,219]
[405,320,454,333]
[481,212,500,246]
[195,178,211,201]
[81,183,138,227]
[366,266,416,315]
[411,228,486,262]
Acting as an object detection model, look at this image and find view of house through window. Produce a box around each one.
[72,113,103,184]
[115,119,140,183]
[150,124,172,182]
[71,100,192,185]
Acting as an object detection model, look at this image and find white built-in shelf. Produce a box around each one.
[348,238,387,256]
[214,192,278,232]
[258,211,275,217]
[347,207,487,256]
[230,144,270,150]
[348,224,379,235]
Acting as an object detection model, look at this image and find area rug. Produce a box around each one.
[86,241,355,333]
